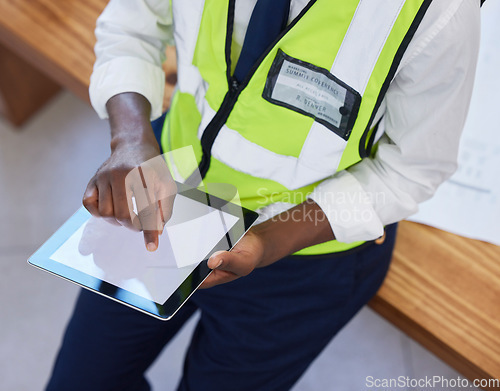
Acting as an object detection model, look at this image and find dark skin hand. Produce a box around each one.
[83,92,176,252]
[201,199,335,288]
[83,92,335,286]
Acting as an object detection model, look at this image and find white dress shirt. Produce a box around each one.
[89,0,480,244]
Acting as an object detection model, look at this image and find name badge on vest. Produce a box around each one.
[263,50,361,141]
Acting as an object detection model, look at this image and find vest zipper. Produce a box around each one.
[193,77,240,183]
[194,0,317,182]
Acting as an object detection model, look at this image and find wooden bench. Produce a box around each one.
[1,0,499,388]
[0,0,176,125]
[371,222,500,389]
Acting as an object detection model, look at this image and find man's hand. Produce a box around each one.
[82,92,176,251]
[201,229,266,289]
[200,199,335,289]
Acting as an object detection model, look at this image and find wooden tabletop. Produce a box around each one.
[0,0,106,103]
[371,221,500,388]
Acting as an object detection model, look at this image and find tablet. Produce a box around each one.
[28,184,259,320]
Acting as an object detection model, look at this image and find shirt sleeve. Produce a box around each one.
[308,0,481,243]
[89,0,173,120]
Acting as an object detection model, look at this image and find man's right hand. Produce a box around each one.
[82,92,176,251]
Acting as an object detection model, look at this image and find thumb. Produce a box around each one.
[207,250,229,270]
[207,250,254,277]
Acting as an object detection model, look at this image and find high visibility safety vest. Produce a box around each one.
[162,0,432,255]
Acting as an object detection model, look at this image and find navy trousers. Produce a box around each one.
[46,223,397,391]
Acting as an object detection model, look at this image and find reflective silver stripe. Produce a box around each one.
[297,123,347,181]
[212,122,336,190]
[197,95,215,139]
[331,0,407,94]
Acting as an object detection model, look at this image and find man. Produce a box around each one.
[47,0,480,390]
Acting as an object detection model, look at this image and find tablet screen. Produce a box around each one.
[29,185,258,320]
[49,194,238,304]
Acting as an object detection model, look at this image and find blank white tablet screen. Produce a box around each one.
[49,194,239,303]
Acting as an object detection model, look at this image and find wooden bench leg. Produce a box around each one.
[0,43,61,127]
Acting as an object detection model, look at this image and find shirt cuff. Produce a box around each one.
[308,170,385,243]
[89,56,165,120]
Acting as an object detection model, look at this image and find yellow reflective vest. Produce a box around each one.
[162,0,431,254]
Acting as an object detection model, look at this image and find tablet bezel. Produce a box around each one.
[28,184,259,321]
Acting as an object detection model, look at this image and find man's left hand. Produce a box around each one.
[199,199,335,289]
[200,229,265,289]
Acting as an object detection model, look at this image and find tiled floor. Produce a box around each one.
[0,92,479,391]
